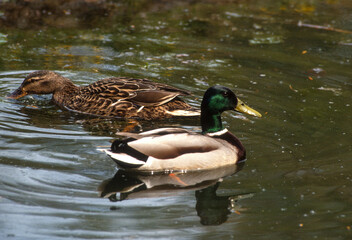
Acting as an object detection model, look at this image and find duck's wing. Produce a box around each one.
[116,128,194,139]
[128,78,191,96]
[66,77,195,119]
[125,133,219,159]
[81,77,191,107]
[127,90,182,107]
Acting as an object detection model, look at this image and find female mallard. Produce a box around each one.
[8,70,199,120]
[103,85,261,172]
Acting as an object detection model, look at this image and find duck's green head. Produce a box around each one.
[201,85,261,133]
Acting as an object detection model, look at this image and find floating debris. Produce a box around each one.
[0,33,7,44]
[317,87,342,96]
[307,67,326,79]
[249,35,283,45]
[289,84,298,92]
[298,21,352,34]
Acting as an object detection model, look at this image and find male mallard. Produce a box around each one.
[8,70,199,120]
[103,85,261,172]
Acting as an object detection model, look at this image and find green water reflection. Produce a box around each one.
[0,0,351,239]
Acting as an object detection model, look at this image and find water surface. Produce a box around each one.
[0,1,351,239]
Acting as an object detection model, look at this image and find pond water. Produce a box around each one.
[0,1,352,239]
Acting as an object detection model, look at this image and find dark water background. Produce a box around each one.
[0,1,351,239]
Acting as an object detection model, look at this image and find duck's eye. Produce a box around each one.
[222,91,229,97]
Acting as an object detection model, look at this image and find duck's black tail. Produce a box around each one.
[111,140,148,162]
[107,140,149,169]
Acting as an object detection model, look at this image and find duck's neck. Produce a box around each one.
[201,109,224,134]
[60,79,78,91]
[52,77,79,105]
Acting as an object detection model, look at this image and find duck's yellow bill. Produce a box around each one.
[235,98,262,118]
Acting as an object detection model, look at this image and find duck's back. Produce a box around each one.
[61,77,196,119]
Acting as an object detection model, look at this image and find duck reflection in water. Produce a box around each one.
[98,162,254,226]
[17,105,202,137]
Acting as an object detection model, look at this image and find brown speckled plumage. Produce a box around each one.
[9,70,199,120]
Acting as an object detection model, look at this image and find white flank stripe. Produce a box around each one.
[165,110,200,116]
[105,150,147,165]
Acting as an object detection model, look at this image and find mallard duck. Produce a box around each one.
[103,85,262,172]
[8,70,199,120]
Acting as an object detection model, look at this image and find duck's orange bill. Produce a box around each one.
[7,88,27,99]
